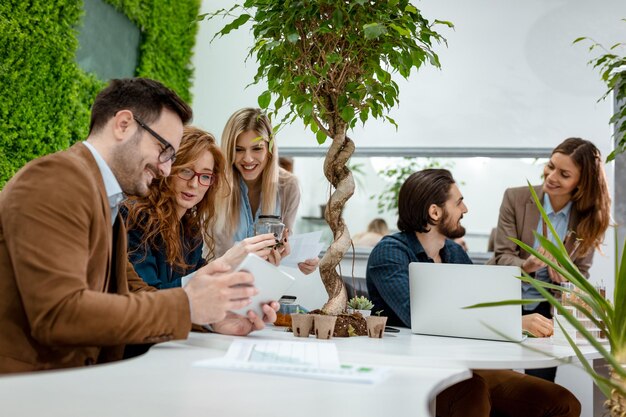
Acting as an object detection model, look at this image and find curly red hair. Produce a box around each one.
[124,126,229,270]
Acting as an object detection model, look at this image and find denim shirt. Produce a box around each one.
[366,231,471,327]
[233,177,281,243]
[523,194,572,309]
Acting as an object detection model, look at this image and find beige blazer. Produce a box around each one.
[0,143,191,374]
[487,185,593,277]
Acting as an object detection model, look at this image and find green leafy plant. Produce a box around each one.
[347,296,374,311]
[204,0,451,314]
[373,157,454,214]
[469,182,626,416]
[374,310,385,317]
[1,0,200,188]
[574,19,626,162]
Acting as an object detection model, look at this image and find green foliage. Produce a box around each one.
[516,184,626,398]
[347,295,374,310]
[468,182,626,398]
[107,0,200,103]
[574,19,626,162]
[373,157,455,214]
[205,0,450,141]
[0,0,200,188]
[1,1,85,188]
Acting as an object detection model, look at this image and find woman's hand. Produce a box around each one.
[522,313,554,337]
[547,266,568,284]
[267,228,292,266]
[210,301,280,336]
[522,247,567,283]
[298,257,319,275]
[521,247,555,274]
[219,233,277,268]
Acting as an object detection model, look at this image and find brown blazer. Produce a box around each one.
[487,185,593,277]
[0,143,191,374]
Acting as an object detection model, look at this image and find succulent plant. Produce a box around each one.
[347,296,374,311]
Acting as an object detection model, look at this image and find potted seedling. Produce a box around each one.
[290,307,314,338]
[347,295,374,317]
[366,310,388,339]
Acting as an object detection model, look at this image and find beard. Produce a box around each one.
[438,208,466,239]
[109,131,158,197]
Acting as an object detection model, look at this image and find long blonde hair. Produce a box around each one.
[217,108,280,235]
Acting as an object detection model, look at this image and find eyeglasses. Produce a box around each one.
[133,115,176,163]
[176,168,215,187]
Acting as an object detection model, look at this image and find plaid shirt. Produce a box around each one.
[366,231,471,327]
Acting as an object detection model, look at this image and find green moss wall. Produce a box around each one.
[0,0,200,188]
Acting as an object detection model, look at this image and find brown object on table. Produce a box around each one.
[366,315,388,338]
[290,314,314,337]
[309,309,367,337]
[275,312,293,327]
[312,314,337,339]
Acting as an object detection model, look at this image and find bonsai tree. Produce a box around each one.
[204,0,450,314]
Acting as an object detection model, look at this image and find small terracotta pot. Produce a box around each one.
[291,313,313,338]
[312,314,337,340]
[366,316,388,338]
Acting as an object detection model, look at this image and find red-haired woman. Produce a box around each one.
[123,126,279,336]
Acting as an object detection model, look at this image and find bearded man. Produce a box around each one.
[366,169,580,417]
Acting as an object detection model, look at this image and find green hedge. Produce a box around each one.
[0,0,200,188]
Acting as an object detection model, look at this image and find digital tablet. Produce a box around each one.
[230,253,296,318]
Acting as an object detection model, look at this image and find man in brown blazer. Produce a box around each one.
[0,78,272,374]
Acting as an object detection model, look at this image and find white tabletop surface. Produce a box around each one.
[0,326,600,417]
[188,326,602,370]
[0,331,470,417]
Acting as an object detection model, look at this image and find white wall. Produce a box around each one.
[191,0,625,295]
[192,0,625,148]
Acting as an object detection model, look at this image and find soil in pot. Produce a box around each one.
[309,309,367,337]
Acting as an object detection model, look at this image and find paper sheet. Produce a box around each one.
[194,340,387,384]
[281,231,326,268]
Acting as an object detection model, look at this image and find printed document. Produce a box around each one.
[194,339,387,384]
[281,231,326,268]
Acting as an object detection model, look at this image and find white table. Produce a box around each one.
[179,326,603,416]
[0,326,600,417]
[0,333,469,417]
[185,326,602,369]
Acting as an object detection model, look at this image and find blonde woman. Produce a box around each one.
[216,108,318,274]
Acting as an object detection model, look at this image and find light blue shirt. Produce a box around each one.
[83,141,124,224]
[522,194,572,309]
[233,177,281,244]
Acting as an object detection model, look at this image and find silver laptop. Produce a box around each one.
[409,263,523,342]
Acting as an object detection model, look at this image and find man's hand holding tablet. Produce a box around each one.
[230,253,296,319]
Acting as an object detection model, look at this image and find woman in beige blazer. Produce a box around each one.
[490,137,610,381]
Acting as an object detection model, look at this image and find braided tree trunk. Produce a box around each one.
[319,125,354,315]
